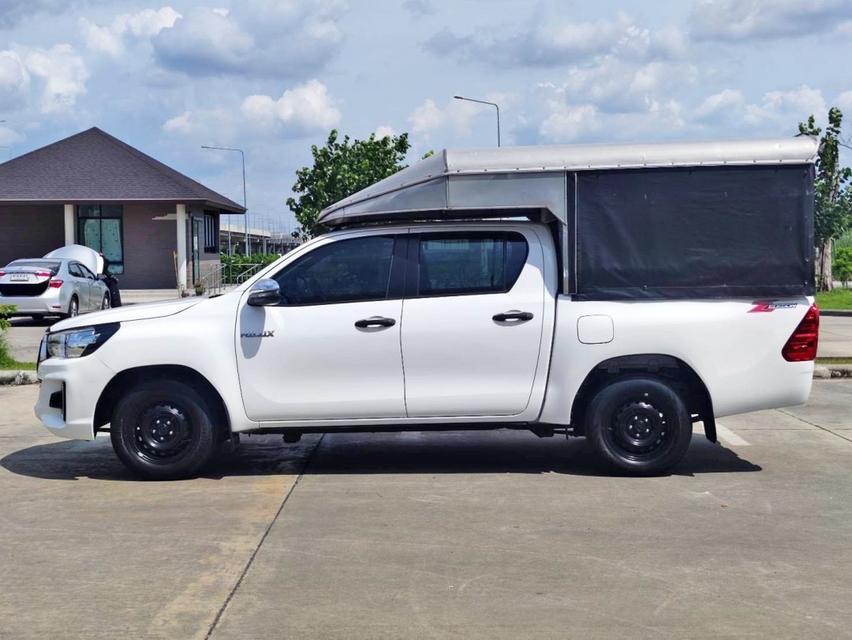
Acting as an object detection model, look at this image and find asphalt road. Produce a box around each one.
[1,382,852,639]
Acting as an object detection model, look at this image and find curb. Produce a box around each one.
[0,370,38,386]
[814,365,852,379]
[821,309,852,317]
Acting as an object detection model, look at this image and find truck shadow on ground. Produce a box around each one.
[1,431,760,481]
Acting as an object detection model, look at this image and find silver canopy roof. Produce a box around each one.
[318,137,819,228]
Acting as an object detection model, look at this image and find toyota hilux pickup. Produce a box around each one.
[35,137,820,479]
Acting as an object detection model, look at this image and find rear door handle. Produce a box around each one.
[355,316,396,328]
[493,310,534,323]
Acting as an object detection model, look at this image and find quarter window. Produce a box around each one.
[416,232,528,296]
[273,236,396,305]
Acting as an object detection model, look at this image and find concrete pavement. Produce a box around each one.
[1,382,852,639]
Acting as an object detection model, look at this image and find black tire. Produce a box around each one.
[110,379,218,480]
[585,376,692,475]
[66,296,79,318]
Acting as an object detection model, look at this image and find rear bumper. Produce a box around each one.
[35,354,115,441]
[0,292,63,315]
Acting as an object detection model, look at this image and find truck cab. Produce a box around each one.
[35,137,820,479]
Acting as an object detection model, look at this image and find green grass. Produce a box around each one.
[0,335,37,371]
[816,357,852,365]
[815,289,852,310]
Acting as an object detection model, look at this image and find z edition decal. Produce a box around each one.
[240,330,275,338]
[748,301,799,313]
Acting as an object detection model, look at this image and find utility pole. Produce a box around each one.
[202,145,249,256]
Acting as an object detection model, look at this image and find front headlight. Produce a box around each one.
[46,323,120,359]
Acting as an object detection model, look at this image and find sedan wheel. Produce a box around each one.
[68,297,79,318]
[102,294,111,310]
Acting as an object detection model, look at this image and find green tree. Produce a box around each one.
[287,129,411,240]
[798,108,852,290]
[834,245,852,287]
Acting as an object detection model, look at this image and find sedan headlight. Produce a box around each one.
[46,323,120,359]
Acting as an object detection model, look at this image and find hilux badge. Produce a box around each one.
[240,330,275,338]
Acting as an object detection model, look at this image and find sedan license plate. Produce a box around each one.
[10,273,29,281]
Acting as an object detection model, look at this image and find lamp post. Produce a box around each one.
[453,95,501,147]
[201,145,248,256]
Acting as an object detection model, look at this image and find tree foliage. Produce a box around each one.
[798,108,852,289]
[287,130,411,240]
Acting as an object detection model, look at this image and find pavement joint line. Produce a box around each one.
[715,422,751,447]
[203,433,326,640]
[777,409,852,445]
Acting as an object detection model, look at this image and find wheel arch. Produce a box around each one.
[570,354,717,442]
[94,364,231,439]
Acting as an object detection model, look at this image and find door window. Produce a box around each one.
[67,263,83,278]
[416,232,528,297]
[273,236,397,305]
[78,264,96,280]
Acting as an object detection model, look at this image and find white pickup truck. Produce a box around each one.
[35,138,820,479]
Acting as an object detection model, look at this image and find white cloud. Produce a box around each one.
[241,80,340,133]
[408,97,486,141]
[694,89,745,121]
[0,50,30,108]
[425,13,687,67]
[836,91,852,113]
[0,126,25,147]
[744,85,827,126]
[539,103,599,141]
[81,7,181,56]
[543,56,697,114]
[153,1,344,77]
[23,44,89,113]
[374,125,396,139]
[690,0,852,42]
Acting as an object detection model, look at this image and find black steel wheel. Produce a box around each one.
[111,380,218,479]
[585,376,691,475]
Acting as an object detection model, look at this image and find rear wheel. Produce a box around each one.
[66,296,79,318]
[585,376,692,475]
[110,380,218,480]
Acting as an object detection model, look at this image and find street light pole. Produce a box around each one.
[453,95,501,147]
[201,145,249,257]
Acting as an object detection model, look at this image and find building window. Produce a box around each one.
[204,213,219,253]
[76,205,124,274]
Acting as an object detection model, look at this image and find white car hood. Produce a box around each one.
[50,297,203,332]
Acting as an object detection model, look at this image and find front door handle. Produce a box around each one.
[493,310,534,323]
[355,316,396,328]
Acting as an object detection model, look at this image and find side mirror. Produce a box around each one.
[247,279,282,307]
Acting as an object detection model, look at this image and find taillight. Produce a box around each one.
[48,279,63,289]
[782,304,819,362]
[0,270,5,277]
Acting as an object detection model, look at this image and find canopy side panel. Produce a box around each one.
[574,164,815,300]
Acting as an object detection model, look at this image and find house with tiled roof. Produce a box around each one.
[0,127,245,289]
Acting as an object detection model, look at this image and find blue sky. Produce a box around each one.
[1,0,851,233]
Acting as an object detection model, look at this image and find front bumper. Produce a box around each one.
[0,291,63,315]
[35,354,115,441]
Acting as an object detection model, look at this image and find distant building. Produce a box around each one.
[220,223,300,256]
[0,127,245,289]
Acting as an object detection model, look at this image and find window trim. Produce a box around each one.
[270,234,407,307]
[203,212,219,253]
[406,231,529,300]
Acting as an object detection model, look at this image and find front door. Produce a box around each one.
[236,234,407,422]
[400,229,546,417]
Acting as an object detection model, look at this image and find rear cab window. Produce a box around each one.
[413,232,528,297]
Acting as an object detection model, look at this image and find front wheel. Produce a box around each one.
[585,377,692,475]
[110,380,218,480]
[101,293,111,310]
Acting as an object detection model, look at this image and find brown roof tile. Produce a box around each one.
[0,127,245,213]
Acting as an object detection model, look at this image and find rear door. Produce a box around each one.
[400,228,546,417]
[66,263,91,310]
[77,263,99,310]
